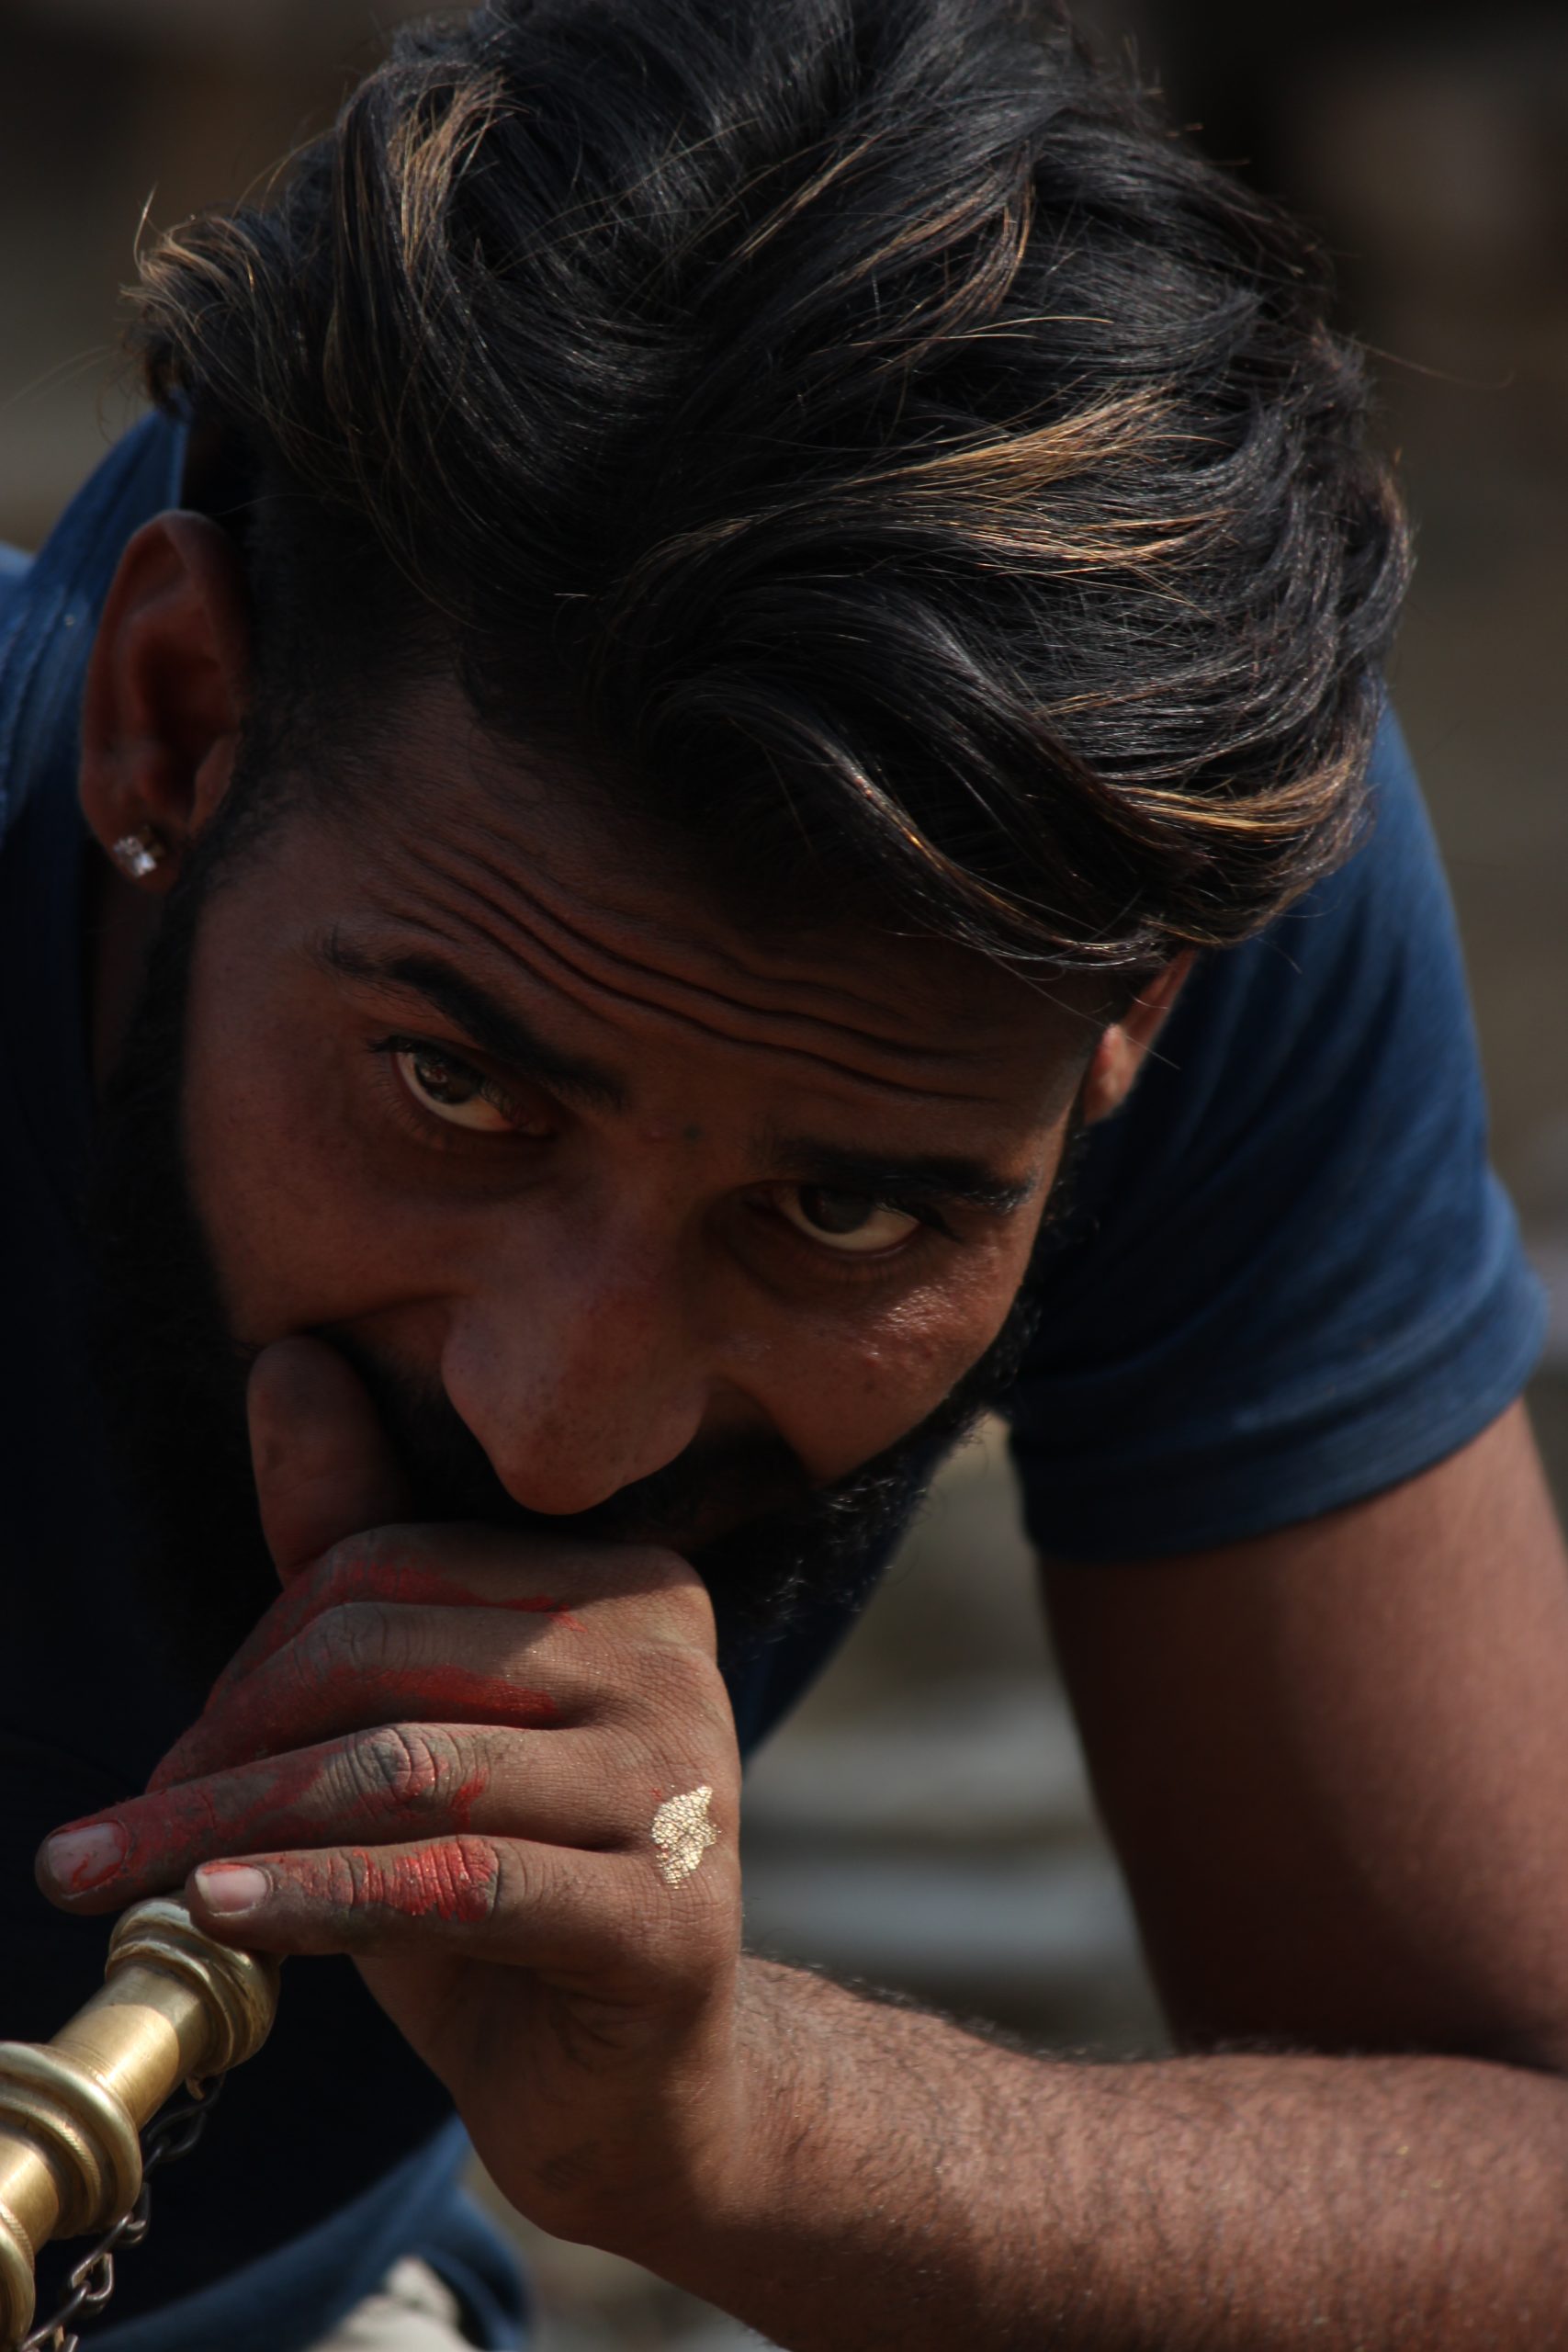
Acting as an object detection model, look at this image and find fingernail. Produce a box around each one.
[42,1822,129,1894]
[195,1864,271,1916]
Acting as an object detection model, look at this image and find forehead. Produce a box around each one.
[297,682,1100,1129]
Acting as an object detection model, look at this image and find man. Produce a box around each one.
[3,0,1563,2344]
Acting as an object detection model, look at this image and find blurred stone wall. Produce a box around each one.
[0,0,432,542]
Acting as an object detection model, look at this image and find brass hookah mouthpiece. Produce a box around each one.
[0,1899,279,2348]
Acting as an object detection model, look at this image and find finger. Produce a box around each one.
[153,1562,721,1795]
[149,1605,592,1790]
[184,1831,730,1972]
[206,1522,594,1708]
[249,1338,412,1582]
[39,1723,635,1912]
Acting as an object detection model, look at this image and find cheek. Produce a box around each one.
[181,917,409,1338]
[772,1266,1026,1484]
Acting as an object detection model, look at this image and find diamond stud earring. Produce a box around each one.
[110,827,168,880]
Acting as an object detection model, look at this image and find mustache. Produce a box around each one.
[320,1328,817,1555]
[307,1325,946,1648]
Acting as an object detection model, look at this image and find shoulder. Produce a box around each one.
[1007,708,1546,1557]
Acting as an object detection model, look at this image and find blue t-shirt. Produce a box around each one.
[0,416,1546,2347]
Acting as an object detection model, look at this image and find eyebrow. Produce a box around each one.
[763,1136,1037,1218]
[317,932,1035,1215]
[315,936,627,1113]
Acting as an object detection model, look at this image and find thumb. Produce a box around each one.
[248,1337,412,1583]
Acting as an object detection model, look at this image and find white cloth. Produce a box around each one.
[311,2257,473,2348]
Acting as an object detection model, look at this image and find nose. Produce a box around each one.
[437,1225,712,1518]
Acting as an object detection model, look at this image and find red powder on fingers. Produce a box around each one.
[136,1749,324,1861]
[206,1566,580,1709]
[152,1668,557,1790]
[67,1751,334,1879]
[47,1758,321,1898]
[64,1737,500,1895]
[374,1838,497,1922]
[448,1766,488,1829]
[51,1823,129,1892]
[287,1837,498,1924]
[506,1596,584,1631]
[305,1556,582,1628]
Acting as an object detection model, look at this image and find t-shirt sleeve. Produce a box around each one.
[0,545,30,644]
[1005,707,1547,1561]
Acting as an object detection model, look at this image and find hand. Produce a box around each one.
[37,1339,747,2248]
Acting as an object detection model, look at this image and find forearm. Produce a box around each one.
[622,1957,1568,2351]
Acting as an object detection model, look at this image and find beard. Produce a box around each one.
[87,848,1056,1693]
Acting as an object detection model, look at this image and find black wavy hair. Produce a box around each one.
[130,0,1409,973]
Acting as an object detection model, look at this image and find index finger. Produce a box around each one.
[197,1523,708,1710]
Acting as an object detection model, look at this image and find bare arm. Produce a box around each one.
[627,1400,1568,2346]
[1043,1396,1568,2069]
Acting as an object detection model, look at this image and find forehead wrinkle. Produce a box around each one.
[459,800,942,1034]
[409,824,1006,1074]
[369,897,1015,1111]
[471,800,1114,1058]
[369,842,1021,1105]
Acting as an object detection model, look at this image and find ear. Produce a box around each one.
[78,511,251,895]
[1082,952,1194,1125]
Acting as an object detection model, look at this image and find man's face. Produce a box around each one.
[159,683,1090,1558]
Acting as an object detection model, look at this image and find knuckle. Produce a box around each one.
[286,1604,402,1721]
[638,1657,736,1769]
[336,1724,463,1822]
[637,1638,716,1715]
[316,1532,366,1587]
[609,1545,712,1620]
[315,1526,420,1611]
[414,1832,503,1925]
[453,1834,505,1923]
[321,1834,502,1924]
[321,1600,401,1679]
[643,1559,717,1644]
[665,1575,717,1645]
[608,1540,685,1584]
[312,1532,379,1609]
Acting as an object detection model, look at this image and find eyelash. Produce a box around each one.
[863,1197,954,1246]
[367,1035,536,1148]
[367,1034,957,1262]
[754,1193,957,1275]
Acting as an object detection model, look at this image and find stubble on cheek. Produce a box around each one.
[178,904,387,1347]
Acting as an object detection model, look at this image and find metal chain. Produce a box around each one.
[20,2076,226,2352]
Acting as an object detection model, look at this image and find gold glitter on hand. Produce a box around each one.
[650,1785,719,1886]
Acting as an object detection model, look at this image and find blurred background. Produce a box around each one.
[2,0,1564,2342]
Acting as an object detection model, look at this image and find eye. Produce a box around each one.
[776,1183,922,1256]
[394,1046,516,1133]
